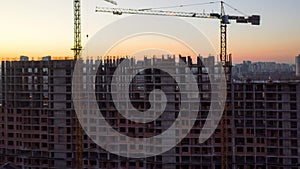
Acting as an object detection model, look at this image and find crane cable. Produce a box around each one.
[222,2,249,16]
[138,1,220,11]
[138,1,250,17]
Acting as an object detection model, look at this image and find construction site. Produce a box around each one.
[0,55,300,169]
[0,1,300,169]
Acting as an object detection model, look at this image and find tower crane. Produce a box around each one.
[71,0,120,168]
[96,2,260,169]
[96,2,259,68]
[71,0,83,169]
[71,1,118,169]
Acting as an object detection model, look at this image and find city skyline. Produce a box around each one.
[0,0,299,63]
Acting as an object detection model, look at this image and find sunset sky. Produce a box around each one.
[0,0,299,63]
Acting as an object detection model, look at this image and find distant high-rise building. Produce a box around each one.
[203,55,215,74]
[295,55,300,77]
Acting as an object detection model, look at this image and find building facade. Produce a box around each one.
[0,57,76,168]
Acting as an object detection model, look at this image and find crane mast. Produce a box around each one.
[220,2,229,169]
[96,2,260,169]
[72,0,83,169]
[72,0,82,60]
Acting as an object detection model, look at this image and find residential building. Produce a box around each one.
[0,56,299,169]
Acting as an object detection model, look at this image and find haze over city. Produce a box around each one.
[0,0,299,63]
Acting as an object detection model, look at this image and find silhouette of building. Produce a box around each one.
[295,55,300,77]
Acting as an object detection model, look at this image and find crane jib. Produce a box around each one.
[96,7,260,26]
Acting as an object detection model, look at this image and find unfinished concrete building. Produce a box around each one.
[0,56,300,169]
[0,56,76,168]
